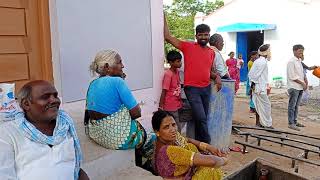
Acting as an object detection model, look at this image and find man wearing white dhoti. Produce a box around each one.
[248,44,273,128]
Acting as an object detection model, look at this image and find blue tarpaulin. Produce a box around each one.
[217,23,276,32]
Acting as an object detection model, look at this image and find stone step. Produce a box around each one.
[79,131,135,180]
[107,166,162,180]
[61,101,136,180]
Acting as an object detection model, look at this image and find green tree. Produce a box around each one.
[164,0,224,54]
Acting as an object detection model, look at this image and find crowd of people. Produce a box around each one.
[1,12,319,180]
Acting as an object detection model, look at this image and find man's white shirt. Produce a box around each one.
[0,121,75,180]
[287,56,304,90]
[211,46,228,77]
[248,56,269,95]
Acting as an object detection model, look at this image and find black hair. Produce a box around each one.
[259,44,270,52]
[152,110,173,131]
[166,50,182,63]
[195,24,210,34]
[293,44,304,51]
[249,51,258,58]
[228,51,235,56]
[209,33,222,46]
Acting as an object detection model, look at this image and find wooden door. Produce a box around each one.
[0,0,53,91]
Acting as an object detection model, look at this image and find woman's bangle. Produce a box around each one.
[199,142,209,151]
[190,152,195,166]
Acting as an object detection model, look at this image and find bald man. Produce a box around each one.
[0,80,89,180]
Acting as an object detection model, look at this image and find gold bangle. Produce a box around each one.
[190,152,195,166]
[199,142,209,151]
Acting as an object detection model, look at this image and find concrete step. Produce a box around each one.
[79,131,135,180]
[62,101,136,180]
[108,166,162,180]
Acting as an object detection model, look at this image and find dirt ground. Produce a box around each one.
[221,86,320,179]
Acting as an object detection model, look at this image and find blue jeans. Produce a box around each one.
[184,85,211,143]
[288,88,303,125]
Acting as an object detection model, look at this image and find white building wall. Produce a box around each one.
[197,0,320,86]
[49,0,63,97]
[132,0,164,117]
[49,0,164,118]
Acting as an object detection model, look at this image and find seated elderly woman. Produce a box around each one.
[152,110,228,180]
[84,49,154,167]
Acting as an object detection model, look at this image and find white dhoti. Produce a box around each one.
[252,93,272,127]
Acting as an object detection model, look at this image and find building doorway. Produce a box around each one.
[247,31,264,56]
[237,31,264,82]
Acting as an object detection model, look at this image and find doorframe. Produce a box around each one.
[37,0,54,82]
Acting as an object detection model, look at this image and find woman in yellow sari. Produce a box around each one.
[152,110,228,180]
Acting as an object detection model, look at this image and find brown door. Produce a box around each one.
[0,0,53,92]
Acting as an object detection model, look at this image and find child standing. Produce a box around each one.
[237,53,244,69]
[159,50,184,132]
[247,51,258,113]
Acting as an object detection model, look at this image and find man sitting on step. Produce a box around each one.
[0,80,89,180]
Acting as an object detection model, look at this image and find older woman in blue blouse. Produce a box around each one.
[85,50,154,166]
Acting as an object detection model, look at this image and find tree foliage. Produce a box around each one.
[164,0,224,53]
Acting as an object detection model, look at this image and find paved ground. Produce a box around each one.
[61,84,320,179]
[222,85,320,179]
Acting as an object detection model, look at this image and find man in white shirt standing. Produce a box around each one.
[286,44,307,131]
[209,33,230,79]
[0,80,89,180]
[248,44,273,128]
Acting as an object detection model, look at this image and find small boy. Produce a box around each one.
[159,50,183,132]
[247,51,258,113]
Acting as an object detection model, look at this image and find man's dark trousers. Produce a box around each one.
[184,84,211,143]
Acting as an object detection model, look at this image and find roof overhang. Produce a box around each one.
[216,23,277,32]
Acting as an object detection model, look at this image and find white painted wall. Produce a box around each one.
[49,0,63,96]
[58,0,155,102]
[132,0,164,118]
[49,0,164,118]
[197,0,320,86]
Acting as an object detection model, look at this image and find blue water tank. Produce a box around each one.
[208,79,235,149]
